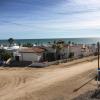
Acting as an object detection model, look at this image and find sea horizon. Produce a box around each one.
[0,37,100,45]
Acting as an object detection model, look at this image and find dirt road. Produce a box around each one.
[0,59,98,100]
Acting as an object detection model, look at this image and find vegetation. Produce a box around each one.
[69,52,74,58]
[72,42,75,45]
[23,43,33,47]
[18,42,21,47]
[68,41,71,45]
[52,40,65,60]
[8,38,14,47]
[0,49,12,61]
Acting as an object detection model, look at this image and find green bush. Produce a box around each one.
[23,43,33,47]
[0,49,12,61]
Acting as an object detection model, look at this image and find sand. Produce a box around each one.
[0,58,98,100]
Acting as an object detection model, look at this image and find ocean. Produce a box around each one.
[0,38,100,45]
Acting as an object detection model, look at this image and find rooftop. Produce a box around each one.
[19,47,45,53]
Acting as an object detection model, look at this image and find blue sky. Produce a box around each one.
[0,0,100,39]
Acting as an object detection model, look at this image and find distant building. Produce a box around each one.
[69,45,82,58]
[68,44,93,58]
[8,43,98,63]
[3,43,20,52]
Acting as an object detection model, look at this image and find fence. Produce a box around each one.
[29,56,97,67]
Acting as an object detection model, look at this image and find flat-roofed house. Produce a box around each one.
[14,47,45,62]
[69,45,82,58]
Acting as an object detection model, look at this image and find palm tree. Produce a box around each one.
[52,40,65,60]
[8,38,14,47]
[72,42,75,45]
[68,41,71,45]
[57,42,64,59]
[48,41,51,46]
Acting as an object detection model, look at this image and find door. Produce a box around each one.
[15,56,19,61]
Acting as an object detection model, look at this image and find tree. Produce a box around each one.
[72,42,75,45]
[8,38,14,47]
[18,42,21,46]
[52,40,65,60]
[0,49,12,61]
[68,41,71,45]
[23,43,33,47]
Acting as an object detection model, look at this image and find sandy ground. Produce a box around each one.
[0,58,98,100]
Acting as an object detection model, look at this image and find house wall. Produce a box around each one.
[70,46,82,58]
[60,47,69,58]
[19,53,43,62]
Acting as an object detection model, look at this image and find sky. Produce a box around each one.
[0,0,100,39]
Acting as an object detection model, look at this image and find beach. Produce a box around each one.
[0,57,98,100]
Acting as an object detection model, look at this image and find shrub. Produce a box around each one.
[23,43,33,47]
[0,49,12,61]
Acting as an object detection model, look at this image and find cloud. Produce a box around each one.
[0,0,100,38]
[73,0,100,5]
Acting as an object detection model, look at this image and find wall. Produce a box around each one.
[19,53,42,62]
[70,46,82,58]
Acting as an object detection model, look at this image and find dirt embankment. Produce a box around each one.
[0,58,98,100]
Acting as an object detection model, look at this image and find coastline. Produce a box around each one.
[0,38,99,45]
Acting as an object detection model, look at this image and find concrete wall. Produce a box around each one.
[19,53,43,62]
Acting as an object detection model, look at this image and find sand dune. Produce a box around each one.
[0,59,98,100]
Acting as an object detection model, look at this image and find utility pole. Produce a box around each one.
[97,42,100,88]
[97,42,100,69]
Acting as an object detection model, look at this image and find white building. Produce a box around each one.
[69,45,82,58]
[3,43,20,52]
[13,47,45,62]
[68,44,96,58]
